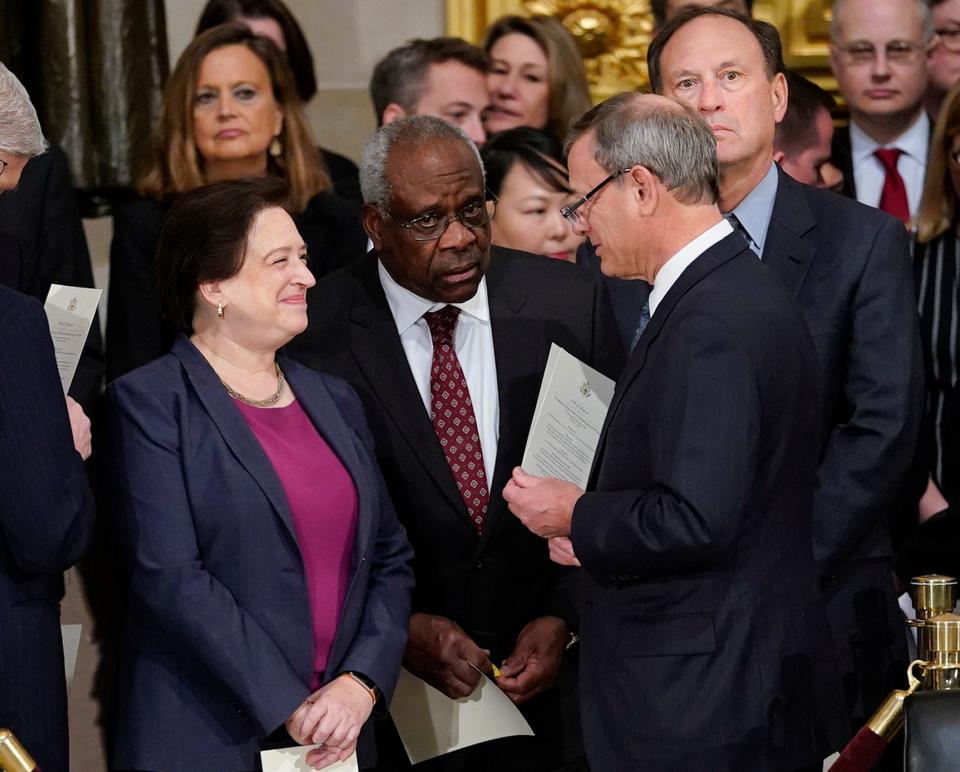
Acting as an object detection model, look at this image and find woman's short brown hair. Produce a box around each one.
[915,80,960,243]
[156,176,292,334]
[138,22,329,211]
[483,15,592,146]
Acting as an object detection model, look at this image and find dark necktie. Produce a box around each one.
[423,306,488,533]
[874,147,910,223]
[630,300,651,352]
[725,212,756,255]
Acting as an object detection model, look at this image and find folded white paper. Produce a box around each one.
[390,668,534,764]
[521,343,615,488]
[259,746,358,772]
[61,624,82,686]
[43,284,102,393]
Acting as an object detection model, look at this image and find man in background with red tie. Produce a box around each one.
[648,8,924,760]
[286,115,622,771]
[829,0,934,222]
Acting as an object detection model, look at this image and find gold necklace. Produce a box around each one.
[218,361,285,407]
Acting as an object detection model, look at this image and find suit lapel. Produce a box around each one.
[348,257,474,528]
[588,234,746,487]
[763,169,817,298]
[172,336,299,545]
[481,254,544,553]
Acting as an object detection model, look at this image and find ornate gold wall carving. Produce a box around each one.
[446,0,837,99]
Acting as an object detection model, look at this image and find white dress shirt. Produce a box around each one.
[378,261,499,484]
[648,219,733,317]
[850,111,929,216]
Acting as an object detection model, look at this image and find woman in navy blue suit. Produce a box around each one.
[104,177,413,771]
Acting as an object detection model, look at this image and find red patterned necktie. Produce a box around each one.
[423,306,489,533]
[874,147,910,223]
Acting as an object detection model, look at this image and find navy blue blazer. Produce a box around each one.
[0,284,94,772]
[105,336,413,771]
[572,234,847,771]
[764,171,923,725]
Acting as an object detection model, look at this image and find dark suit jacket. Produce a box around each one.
[764,169,923,574]
[832,125,857,201]
[0,146,105,410]
[571,233,847,772]
[322,147,362,204]
[0,231,22,291]
[105,190,367,382]
[764,170,923,723]
[105,337,414,771]
[0,285,95,772]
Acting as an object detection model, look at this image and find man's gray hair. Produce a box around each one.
[359,115,484,205]
[0,62,46,158]
[830,0,934,43]
[565,93,719,205]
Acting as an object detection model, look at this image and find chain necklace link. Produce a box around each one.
[218,361,285,407]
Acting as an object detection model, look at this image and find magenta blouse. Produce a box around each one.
[236,399,358,687]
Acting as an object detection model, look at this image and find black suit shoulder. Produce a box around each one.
[830,125,856,200]
[106,197,172,382]
[296,191,367,280]
[0,233,22,292]
[0,281,36,320]
[776,173,908,278]
[320,146,361,203]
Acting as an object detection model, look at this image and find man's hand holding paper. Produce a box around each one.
[503,467,583,539]
[404,612,497,699]
[497,616,567,704]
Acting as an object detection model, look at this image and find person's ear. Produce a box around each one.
[771,72,788,125]
[381,103,408,126]
[197,281,224,317]
[772,149,786,165]
[630,165,660,217]
[363,203,384,251]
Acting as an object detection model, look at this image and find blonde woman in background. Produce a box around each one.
[483,15,592,146]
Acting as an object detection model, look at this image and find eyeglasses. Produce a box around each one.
[383,198,496,241]
[936,27,960,53]
[561,169,630,227]
[835,40,928,65]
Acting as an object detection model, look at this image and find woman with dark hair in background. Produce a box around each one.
[481,127,583,262]
[106,177,413,770]
[195,0,362,200]
[482,15,591,146]
[106,23,366,382]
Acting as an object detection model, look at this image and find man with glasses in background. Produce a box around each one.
[830,0,934,221]
[286,115,622,772]
[926,0,960,119]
